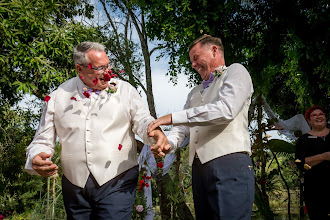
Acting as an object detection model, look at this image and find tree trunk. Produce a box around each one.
[256,94,275,219]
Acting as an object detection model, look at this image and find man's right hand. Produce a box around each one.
[32,152,58,177]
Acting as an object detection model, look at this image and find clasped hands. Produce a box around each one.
[148,114,173,157]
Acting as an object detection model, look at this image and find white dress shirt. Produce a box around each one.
[168,63,254,159]
[25,76,155,187]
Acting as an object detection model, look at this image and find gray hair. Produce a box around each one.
[73,41,105,65]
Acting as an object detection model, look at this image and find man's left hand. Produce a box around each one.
[148,114,172,134]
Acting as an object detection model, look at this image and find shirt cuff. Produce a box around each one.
[172,110,188,125]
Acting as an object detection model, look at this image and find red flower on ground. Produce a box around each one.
[83,91,90,98]
[118,144,123,150]
[70,96,77,101]
[157,162,164,168]
[44,95,51,102]
[93,77,98,85]
[88,63,93,70]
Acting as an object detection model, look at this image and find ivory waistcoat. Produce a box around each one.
[54,77,139,188]
[188,71,252,165]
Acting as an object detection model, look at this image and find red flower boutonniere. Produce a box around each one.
[44,95,51,102]
[157,162,164,168]
[118,144,123,151]
[70,96,77,101]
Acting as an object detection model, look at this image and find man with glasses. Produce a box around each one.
[25,41,170,219]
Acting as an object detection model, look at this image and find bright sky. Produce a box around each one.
[144,59,191,117]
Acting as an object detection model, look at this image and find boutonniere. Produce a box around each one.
[107,82,117,94]
[213,65,228,77]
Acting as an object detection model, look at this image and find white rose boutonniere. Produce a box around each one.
[107,82,117,94]
[213,65,228,77]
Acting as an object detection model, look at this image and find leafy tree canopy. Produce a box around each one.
[142,0,330,118]
[0,0,103,105]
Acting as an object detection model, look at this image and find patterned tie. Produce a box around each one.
[202,73,215,89]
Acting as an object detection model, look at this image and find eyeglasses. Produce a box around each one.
[79,63,110,74]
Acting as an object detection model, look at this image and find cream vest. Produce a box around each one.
[188,71,252,165]
[54,77,138,188]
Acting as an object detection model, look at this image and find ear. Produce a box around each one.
[212,45,218,56]
[75,64,82,74]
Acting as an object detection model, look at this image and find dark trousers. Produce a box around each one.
[192,152,254,220]
[62,166,139,220]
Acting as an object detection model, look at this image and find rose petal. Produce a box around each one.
[93,77,98,85]
[44,95,51,102]
[104,73,111,82]
[118,144,123,150]
[83,91,90,98]
[88,63,93,70]
[70,96,77,101]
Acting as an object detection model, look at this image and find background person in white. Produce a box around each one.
[25,41,169,219]
[148,35,255,219]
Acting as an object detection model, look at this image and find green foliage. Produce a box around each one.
[0,102,44,217]
[30,175,66,220]
[0,0,104,104]
[142,0,330,117]
[267,139,296,154]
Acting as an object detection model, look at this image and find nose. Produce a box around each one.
[191,62,197,69]
[101,65,111,75]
